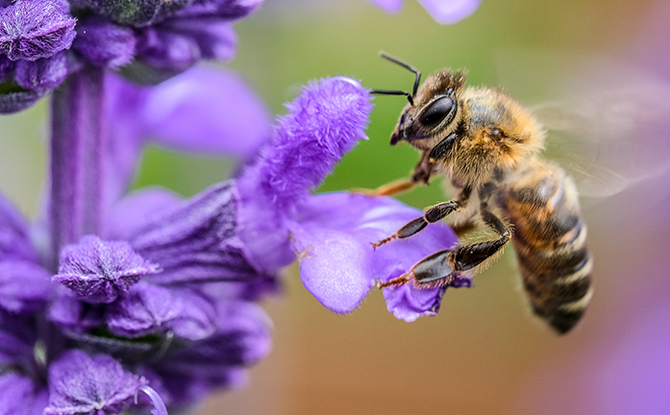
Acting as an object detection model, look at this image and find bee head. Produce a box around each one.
[389,70,467,149]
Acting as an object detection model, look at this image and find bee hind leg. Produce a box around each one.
[450,207,511,272]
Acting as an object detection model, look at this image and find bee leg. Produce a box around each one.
[450,207,511,272]
[382,208,511,289]
[353,151,435,196]
[373,187,472,249]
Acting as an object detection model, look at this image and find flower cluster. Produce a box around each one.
[0,0,482,413]
[0,0,263,113]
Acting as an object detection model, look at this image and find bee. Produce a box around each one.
[369,52,592,334]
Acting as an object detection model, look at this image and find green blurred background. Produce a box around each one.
[1,0,669,413]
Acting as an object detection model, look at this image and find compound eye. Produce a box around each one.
[418,96,454,127]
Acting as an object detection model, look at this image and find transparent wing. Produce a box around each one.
[496,51,670,197]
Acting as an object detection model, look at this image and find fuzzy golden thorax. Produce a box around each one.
[441,87,546,187]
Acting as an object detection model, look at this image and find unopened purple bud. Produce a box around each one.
[173,0,264,19]
[72,17,136,68]
[53,235,160,303]
[14,51,67,90]
[0,85,49,113]
[45,350,147,415]
[107,284,217,341]
[0,0,76,61]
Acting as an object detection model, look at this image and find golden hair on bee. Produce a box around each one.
[368,52,592,334]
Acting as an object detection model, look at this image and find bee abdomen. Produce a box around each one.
[500,163,593,334]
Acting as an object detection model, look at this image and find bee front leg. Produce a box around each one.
[352,151,435,197]
[373,187,472,249]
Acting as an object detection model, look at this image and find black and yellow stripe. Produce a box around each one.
[499,161,593,334]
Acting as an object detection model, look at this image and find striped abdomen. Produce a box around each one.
[499,161,593,334]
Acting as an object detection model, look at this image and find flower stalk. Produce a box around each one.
[48,65,106,270]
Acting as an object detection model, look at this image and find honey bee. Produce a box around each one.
[369,52,592,334]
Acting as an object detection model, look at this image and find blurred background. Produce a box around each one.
[1,0,670,413]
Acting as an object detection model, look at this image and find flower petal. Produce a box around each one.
[45,350,147,415]
[0,260,52,312]
[48,293,105,332]
[0,0,76,61]
[150,301,271,408]
[173,0,264,19]
[107,284,217,341]
[129,181,263,284]
[14,50,67,90]
[366,0,403,13]
[72,17,136,68]
[236,77,372,271]
[238,77,372,212]
[0,193,38,262]
[106,187,182,241]
[290,192,459,319]
[0,373,47,415]
[0,310,36,364]
[54,235,160,303]
[416,0,480,24]
[141,65,271,158]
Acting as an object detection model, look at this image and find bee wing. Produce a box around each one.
[498,52,670,197]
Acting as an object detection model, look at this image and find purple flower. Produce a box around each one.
[237,77,463,321]
[0,0,265,113]
[367,0,480,24]
[0,0,76,61]
[53,235,160,303]
[45,350,147,415]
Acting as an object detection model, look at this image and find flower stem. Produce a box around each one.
[48,66,106,270]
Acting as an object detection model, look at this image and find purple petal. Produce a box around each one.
[366,0,403,13]
[150,301,271,407]
[238,77,372,213]
[136,26,200,72]
[107,282,182,338]
[14,50,67,90]
[72,17,136,68]
[290,192,459,320]
[129,181,262,284]
[45,350,147,415]
[107,284,217,340]
[48,293,105,332]
[106,188,182,241]
[159,18,237,61]
[141,65,271,158]
[53,235,160,303]
[416,0,480,24]
[0,310,36,364]
[0,373,47,415]
[167,288,218,340]
[0,54,15,82]
[0,86,48,113]
[173,0,264,19]
[0,193,38,262]
[103,73,151,204]
[0,0,76,61]
[0,260,52,313]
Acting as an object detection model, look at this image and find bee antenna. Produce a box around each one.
[378,51,421,98]
[370,89,414,106]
